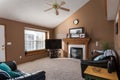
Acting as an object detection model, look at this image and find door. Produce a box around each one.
[0,25,5,61]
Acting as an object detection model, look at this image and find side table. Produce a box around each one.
[84,66,118,80]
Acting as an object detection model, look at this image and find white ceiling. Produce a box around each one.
[0,0,90,28]
[0,0,119,28]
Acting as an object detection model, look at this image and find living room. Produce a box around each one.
[0,0,120,80]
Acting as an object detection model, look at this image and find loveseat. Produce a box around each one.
[0,61,46,80]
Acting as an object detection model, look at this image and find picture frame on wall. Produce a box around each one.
[69,27,84,38]
[69,27,84,34]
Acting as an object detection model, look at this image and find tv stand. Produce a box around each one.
[48,49,60,58]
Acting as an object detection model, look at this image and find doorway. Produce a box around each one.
[0,25,5,61]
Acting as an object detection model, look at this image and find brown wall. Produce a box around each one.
[0,18,54,64]
[114,4,120,77]
[54,0,114,56]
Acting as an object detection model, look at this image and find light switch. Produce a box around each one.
[96,41,98,46]
[7,42,12,45]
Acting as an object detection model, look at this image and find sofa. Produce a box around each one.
[0,61,46,80]
[81,49,119,78]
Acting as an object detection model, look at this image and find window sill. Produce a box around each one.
[25,49,48,56]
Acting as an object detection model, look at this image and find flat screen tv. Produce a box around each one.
[45,39,62,49]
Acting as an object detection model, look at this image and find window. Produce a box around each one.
[25,28,46,51]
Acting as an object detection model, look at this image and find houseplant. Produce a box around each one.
[102,42,109,51]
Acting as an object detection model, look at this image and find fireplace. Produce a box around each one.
[63,38,90,60]
[70,47,83,59]
[68,44,85,59]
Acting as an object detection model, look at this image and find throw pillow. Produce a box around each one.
[0,63,11,72]
[8,71,21,78]
[93,54,105,61]
[0,63,21,78]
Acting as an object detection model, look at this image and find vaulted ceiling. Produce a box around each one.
[0,0,119,28]
[106,0,119,20]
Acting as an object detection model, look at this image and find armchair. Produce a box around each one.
[0,61,46,80]
[81,49,118,78]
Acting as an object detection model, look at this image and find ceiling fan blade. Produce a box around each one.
[60,7,70,11]
[44,7,53,12]
[55,9,59,15]
[60,1,66,6]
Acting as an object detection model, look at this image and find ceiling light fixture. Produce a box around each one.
[44,0,70,15]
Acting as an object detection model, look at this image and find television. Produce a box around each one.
[45,39,62,49]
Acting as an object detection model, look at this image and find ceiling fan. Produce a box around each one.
[44,0,70,15]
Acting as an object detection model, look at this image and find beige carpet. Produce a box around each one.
[18,58,84,80]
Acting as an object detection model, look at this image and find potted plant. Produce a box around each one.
[102,42,109,51]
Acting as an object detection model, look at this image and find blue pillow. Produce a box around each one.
[93,55,105,61]
[0,63,11,72]
[7,71,21,78]
[0,63,21,78]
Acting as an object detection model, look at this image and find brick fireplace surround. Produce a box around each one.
[63,38,90,60]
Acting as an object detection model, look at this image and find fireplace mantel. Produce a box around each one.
[63,38,90,60]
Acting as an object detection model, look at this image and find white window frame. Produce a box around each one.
[24,27,47,51]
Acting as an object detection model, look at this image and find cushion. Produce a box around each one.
[93,54,106,61]
[8,71,21,78]
[0,63,21,78]
[104,49,114,57]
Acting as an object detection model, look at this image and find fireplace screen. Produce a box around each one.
[70,47,83,59]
